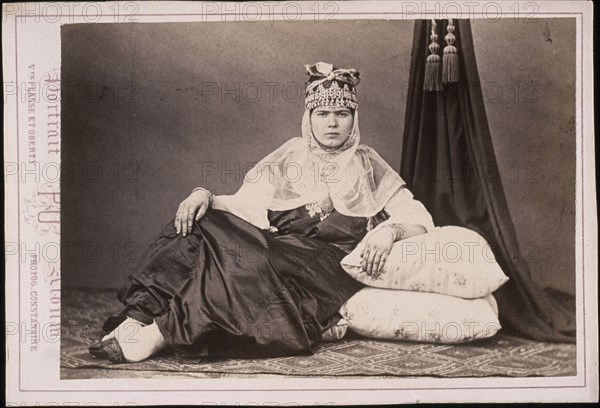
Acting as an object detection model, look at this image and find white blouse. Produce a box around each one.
[378,187,435,232]
[213,185,435,235]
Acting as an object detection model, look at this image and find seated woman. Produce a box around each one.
[89,62,435,363]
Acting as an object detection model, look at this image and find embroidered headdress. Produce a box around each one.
[304,62,360,110]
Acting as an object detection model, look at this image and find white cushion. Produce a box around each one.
[341,226,509,299]
[340,288,501,343]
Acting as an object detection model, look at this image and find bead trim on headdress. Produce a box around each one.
[304,62,360,110]
[304,81,358,110]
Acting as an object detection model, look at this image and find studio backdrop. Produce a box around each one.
[61,19,576,305]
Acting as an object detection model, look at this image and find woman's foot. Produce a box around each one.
[116,321,167,362]
[102,317,145,341]
[90,320,167,363]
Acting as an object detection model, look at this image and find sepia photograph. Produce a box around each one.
[4,1,597,405]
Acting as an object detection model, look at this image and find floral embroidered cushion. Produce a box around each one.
[339,288,501,343]
[340,226,509,299]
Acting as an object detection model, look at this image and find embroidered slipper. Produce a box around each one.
[88,337,127,363]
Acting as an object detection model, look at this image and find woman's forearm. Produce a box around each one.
[378,222,427,242]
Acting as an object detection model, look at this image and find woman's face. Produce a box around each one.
[310,107,354,149]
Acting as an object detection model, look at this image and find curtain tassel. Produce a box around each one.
[424,20,443,91]
[442,19,459,84]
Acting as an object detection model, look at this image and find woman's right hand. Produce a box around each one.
[174,190,211,237]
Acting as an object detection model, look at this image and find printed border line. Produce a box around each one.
[578,9,587,389]
[12,11,588,393]
[13,12,585,17]
[19,384,588,393]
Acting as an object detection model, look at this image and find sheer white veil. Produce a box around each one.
[214,108,407,228]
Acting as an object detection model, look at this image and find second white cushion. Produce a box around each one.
[340,288,501,343]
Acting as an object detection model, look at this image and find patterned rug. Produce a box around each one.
[61,289,576,378]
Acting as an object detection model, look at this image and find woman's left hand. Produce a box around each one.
[360,228,394,276]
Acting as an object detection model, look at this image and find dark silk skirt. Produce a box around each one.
[103,207,378,358]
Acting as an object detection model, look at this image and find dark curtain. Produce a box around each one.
[401,20,575,343]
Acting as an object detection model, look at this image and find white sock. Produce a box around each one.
[102,317,145,342]
[116,321,167,363]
